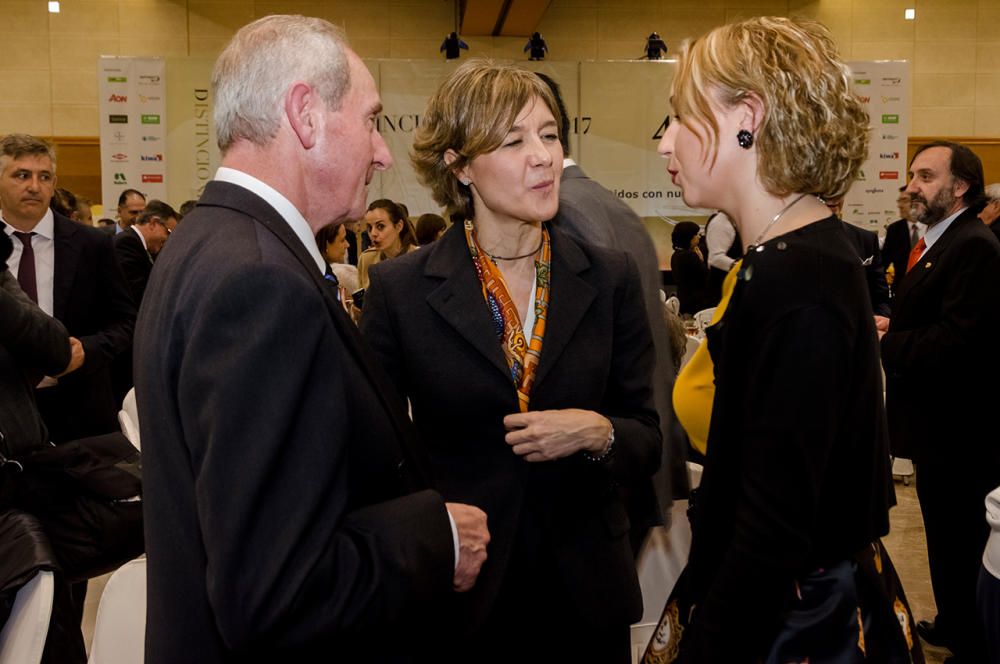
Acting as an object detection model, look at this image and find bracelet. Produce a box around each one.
[583,422,615,462]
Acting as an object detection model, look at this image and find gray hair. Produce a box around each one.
[0,134,57,171]
[212,15,352,153]
[985,183,1000,202]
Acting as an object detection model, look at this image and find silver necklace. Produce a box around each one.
[746,193,810,251]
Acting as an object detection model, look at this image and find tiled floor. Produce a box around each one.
[80,478,954,661]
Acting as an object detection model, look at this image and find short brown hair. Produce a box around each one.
[672,16,868,200]
[0,134,56,171]
[411,59,562,218]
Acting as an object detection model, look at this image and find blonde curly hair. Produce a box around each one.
[672,16,869,200]
[410,59,561,218]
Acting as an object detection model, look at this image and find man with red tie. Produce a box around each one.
[881,141,1000,663]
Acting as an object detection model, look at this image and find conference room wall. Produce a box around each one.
[0,0,998,138]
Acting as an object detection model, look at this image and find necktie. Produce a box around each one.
[909,223,919,249]
[12,231,38,303]
[906,236,926,273]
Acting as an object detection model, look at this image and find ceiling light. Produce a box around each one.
[904,8,915,20]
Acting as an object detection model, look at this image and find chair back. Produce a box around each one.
[88,557,146,664]
[0,571,54,664]
[693,307,716,332]
[118,388,141,450]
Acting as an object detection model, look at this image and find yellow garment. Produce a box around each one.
[672,259,741,455]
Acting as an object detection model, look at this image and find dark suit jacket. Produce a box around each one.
[135,181,454,663]
[882,209,1000,467]
[113,226,152,304]
[360,223,661,637]
[555,164,688,511]
[34,213,135,443]
[841,221,891,316]
[882,218,916,297]
[0,270,70,458]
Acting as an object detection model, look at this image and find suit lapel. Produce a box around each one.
[532,228,596,388]
[198,181,435,485]
[52,214,80,320]
[425,226,512,381]
[895,211,972,301]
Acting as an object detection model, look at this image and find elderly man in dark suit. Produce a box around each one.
[537,74,685,550]
[882,141,1000,663]
[113,199,177,304]
[134,16,488,663]
[0,134,135,444]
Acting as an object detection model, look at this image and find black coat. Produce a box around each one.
[360,223,661,639]
[35,214,136,443]
[113,226,152,304]
[841,221,891,317]
[135,181,455,663]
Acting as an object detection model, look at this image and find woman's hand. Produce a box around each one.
[503,409,612,462]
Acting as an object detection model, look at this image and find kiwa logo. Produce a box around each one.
[141,154,163,161]
[879,152,900,159]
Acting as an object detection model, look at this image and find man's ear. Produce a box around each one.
[285,82,319,149]
[952,177,970,201]
[444,149,468,184]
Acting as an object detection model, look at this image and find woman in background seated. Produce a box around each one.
[315,223,359,296]
[646,17,919,663]
[357,199,417,290]
[415,212,447,245]
[669,220,711,315]
[360,59,660,663]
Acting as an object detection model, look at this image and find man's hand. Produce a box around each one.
[874,315,890,340]
[56,337,85,376]
[445,502,489,592]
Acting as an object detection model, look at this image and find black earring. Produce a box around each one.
[737,129,754,149]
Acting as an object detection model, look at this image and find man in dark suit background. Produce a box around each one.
[0,134,135,444]
[113,199,177,304]
[882,187,925,297]
[882,141,1000,663]
[134,16,488,663]
[114,188,145,234]
[538,74,685,549]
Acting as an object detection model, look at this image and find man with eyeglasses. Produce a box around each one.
[114,199,177,304]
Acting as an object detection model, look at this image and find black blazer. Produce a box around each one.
[135,181,455,663]
[670,248,711,315]
[360,224,661,637]
[882,218,916,297]
[882,209,1000,466]
[35,214,135,443]
[841,221,891,316]
[113,226,152,304]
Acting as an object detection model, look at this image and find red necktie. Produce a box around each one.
[906,236,926,273]
[12,231,38,303]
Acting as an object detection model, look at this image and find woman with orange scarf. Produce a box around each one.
[360,60,661,663]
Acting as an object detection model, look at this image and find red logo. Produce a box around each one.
[108,94,127,103]
[879,171,899,180]
[141,174,163,183]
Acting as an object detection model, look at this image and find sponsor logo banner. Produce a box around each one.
[879,171,899,180]
[109,114,128,123]
[141,114,160,124]
[141,174,163,183]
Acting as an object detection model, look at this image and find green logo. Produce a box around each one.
[107,76,127,83]
[141,114,160,124]
[881,114,900,124]
[854,78,870,85]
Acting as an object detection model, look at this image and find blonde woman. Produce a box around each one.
[647,17,919,663]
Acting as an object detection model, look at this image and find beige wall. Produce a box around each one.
[0,0,997,137]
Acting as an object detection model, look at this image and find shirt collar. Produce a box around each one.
[214,167,327,274]
[132,225,149,252]
[1,207,54,239]
[563,157,577,168]
[923,206,966,249]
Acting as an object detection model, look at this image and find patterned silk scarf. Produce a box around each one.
[464,220,551,412]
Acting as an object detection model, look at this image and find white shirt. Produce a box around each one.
[214,167,327,275]
[213,168,461,566]
[132,224,150,254]
[706,212,738,272]
[914,206,966,262]
[2,208,56,316]
[984,486,1000,578]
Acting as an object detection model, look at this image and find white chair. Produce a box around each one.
[664,295,680,316]
[692,307,716,332]
[0,570,54,664]
[88,557,146,664]
[118,388,141,450]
